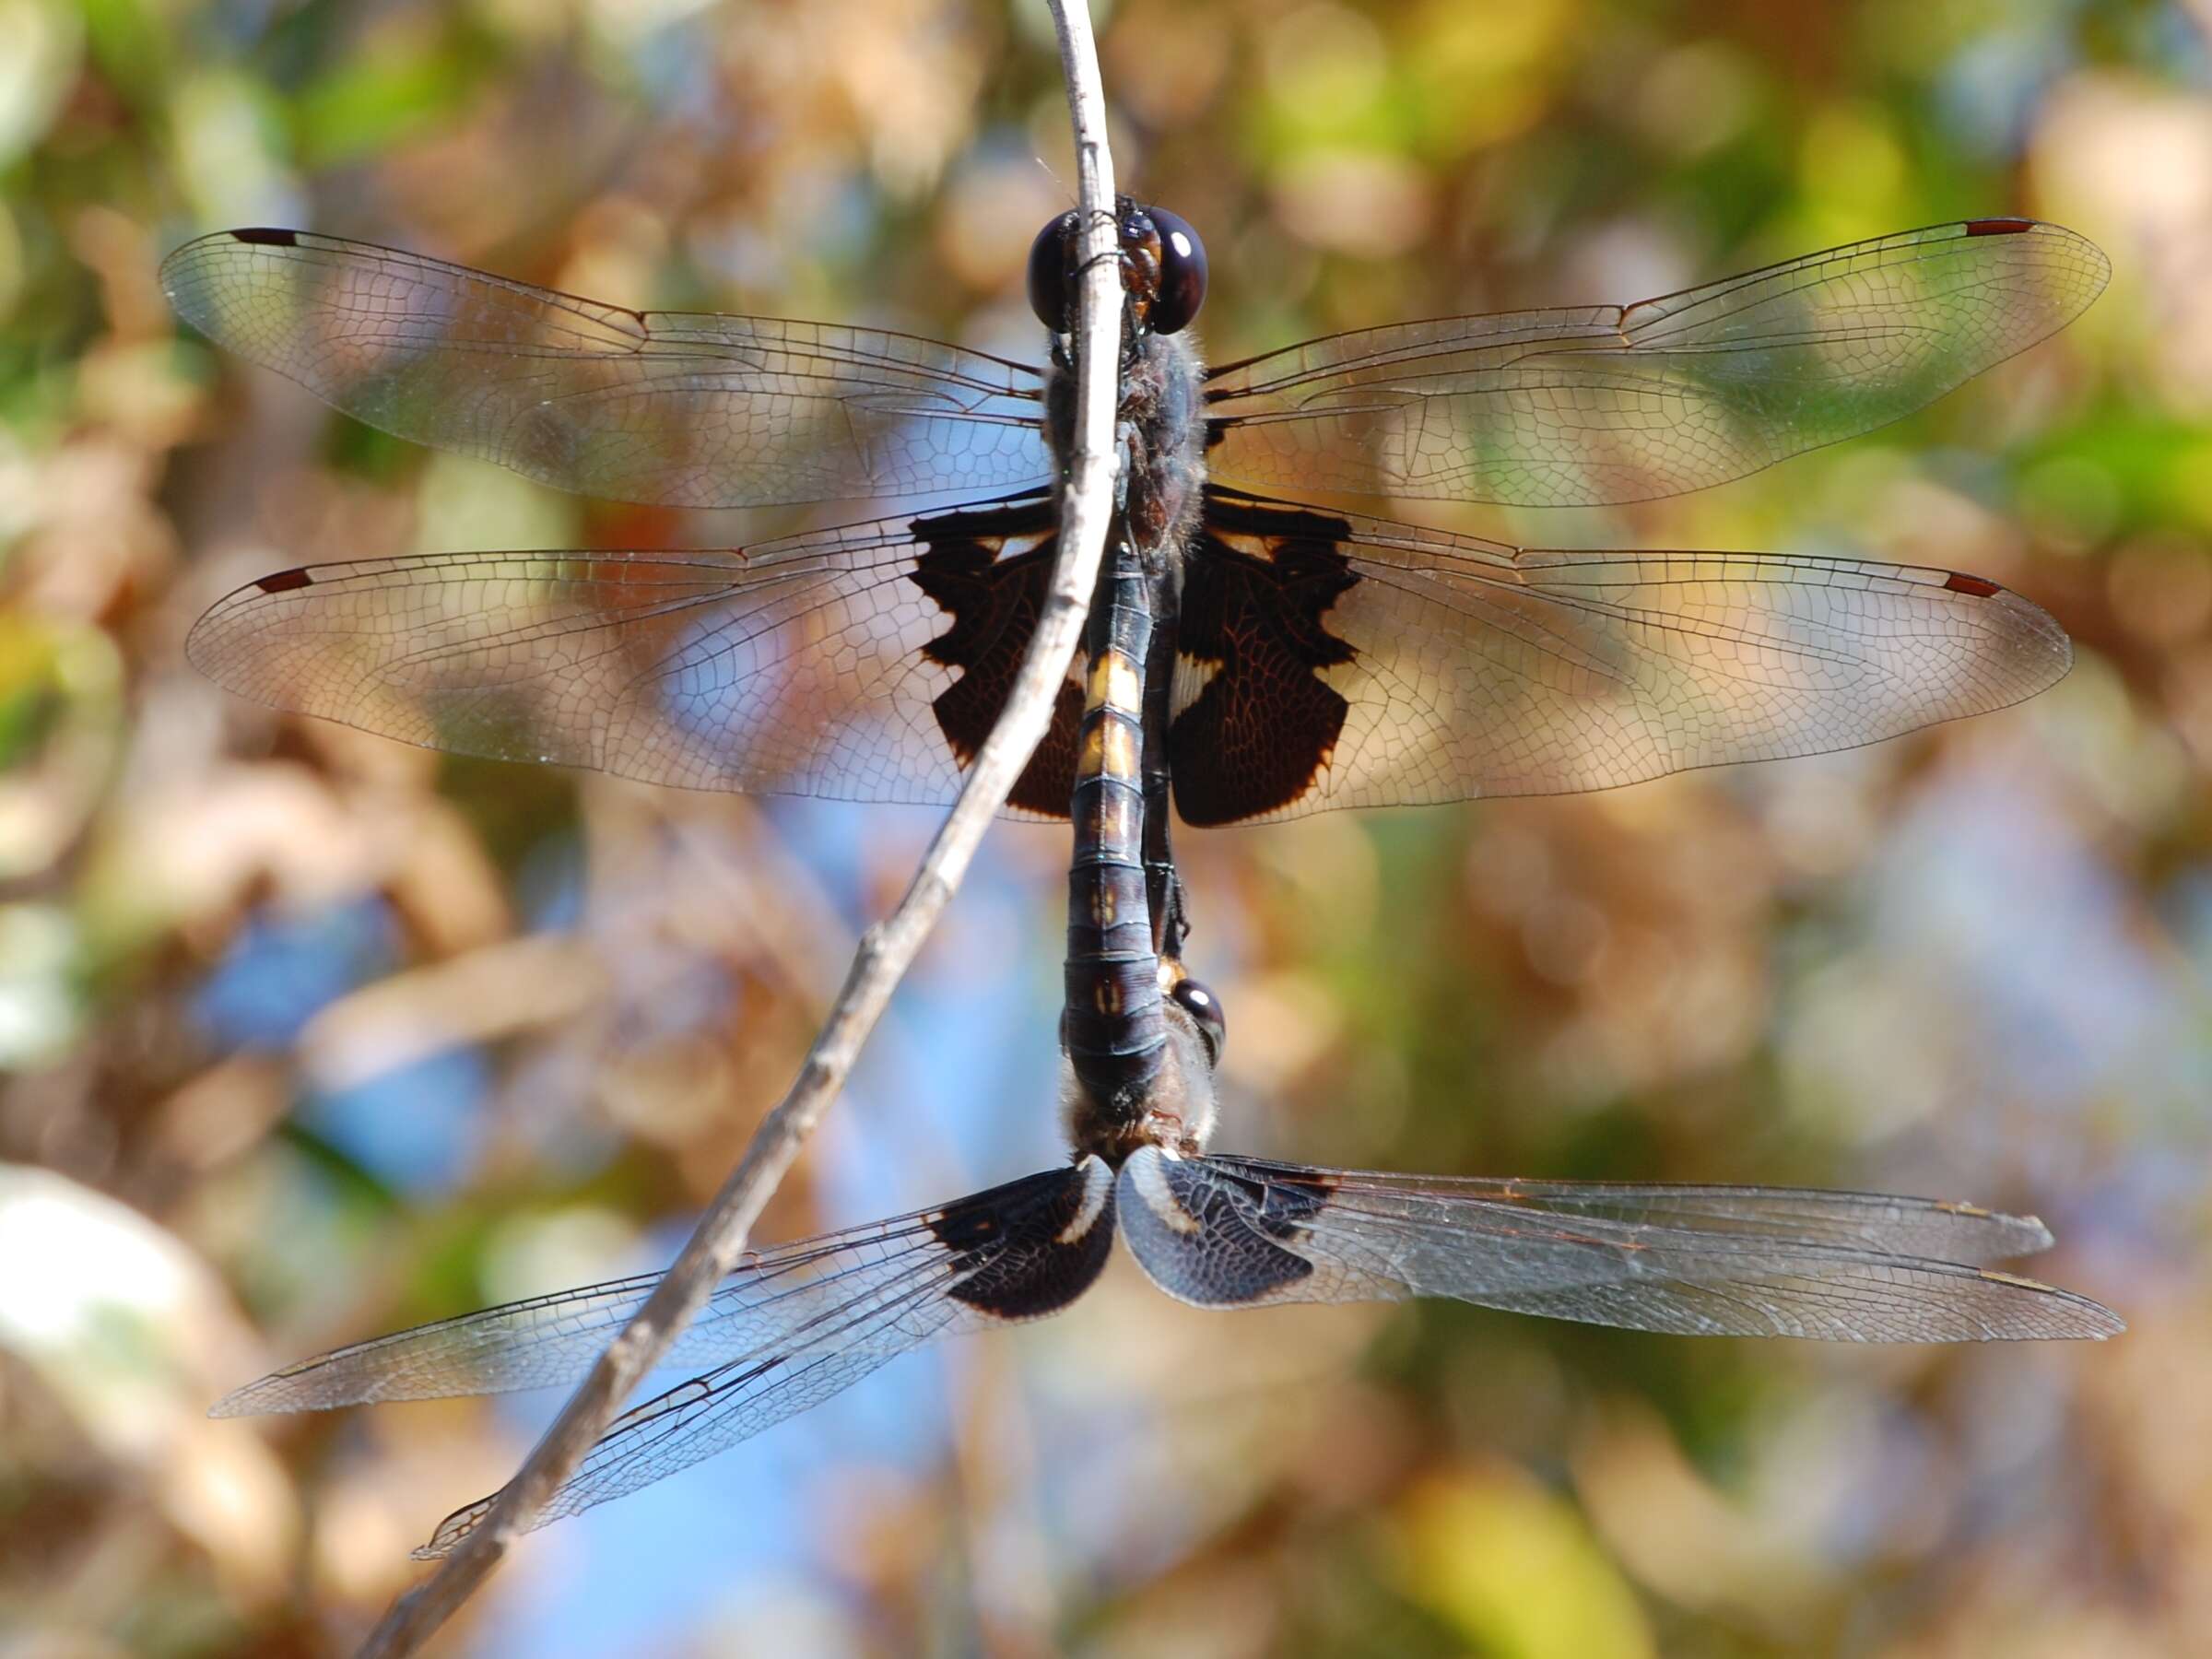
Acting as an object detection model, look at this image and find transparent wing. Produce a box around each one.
[208,1162,1118,1556]
[1205,219,2108,507]
[1169,492,2071,825]
[413,1283,956,1559]
[161,229,1051,508]
[1216,1166,2065,1264]
[185,498,1086,812]
[1118,1149,2122,1342]
[214,1206,995,1416]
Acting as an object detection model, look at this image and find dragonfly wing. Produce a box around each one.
[1117,1149,2122,1342]
[162,229,1051,508]
[1205,219,2107,506]
[212,1162,1107,1412]
[402,1159,1115,1557]
[1206,1171,2061,1265]
[187,496,1087,812]
[1168,492,2069,825]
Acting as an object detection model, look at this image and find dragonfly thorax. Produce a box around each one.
[1039,318,1208,578]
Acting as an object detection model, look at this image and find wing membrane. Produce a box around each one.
[213,1161,1118,1557]
[161,229,1050,508]
[1171,492,2070,824]
[1215,1162,2064,1264]
[213,1200,1005,1415]
[415,1277,957,1559]
[185,500,1085,809]
[1205,219,2108,506]
[1119,1149,2122,1342]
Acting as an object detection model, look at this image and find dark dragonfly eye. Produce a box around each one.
[1141,205,1207,335]
[1026,209,1079,332]
[1171,976,1226,1065]
[1026,204,1208,336]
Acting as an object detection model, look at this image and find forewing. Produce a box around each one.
[213,1166,1103,1413]
[187,498,1084,812]
[161,229,1050,508]
[1205,219,2107,506]
[1117,1149,2122,1342]
[411,1158,1115,1557]
[1169,492,2070,825]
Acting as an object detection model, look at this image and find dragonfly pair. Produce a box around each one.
[165,201,2124,1557]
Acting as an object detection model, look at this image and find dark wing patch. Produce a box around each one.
[909,497,1081,818]
[1116,1147,1336,1307]
[932,1156,1118,1320]
[1169,495,1360,826]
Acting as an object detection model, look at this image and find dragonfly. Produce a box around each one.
[171,204,2119,1554]
[211,957,2121,1559]
[172,201,2105,1097]
[165,207,2104,994]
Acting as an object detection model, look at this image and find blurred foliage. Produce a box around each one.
[2,0,2207,1653]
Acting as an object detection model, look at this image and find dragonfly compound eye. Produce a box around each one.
[1171,976,1226,1065]
[1026,209,1079,332]
[1140,205,1207,335]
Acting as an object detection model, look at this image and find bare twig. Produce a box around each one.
[354,6,1122,1652]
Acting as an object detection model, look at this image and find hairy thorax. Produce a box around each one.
[1044,328,1209,577]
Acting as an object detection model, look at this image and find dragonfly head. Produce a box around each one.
[1028,198,1208,344]
[1061,972,1225,1166]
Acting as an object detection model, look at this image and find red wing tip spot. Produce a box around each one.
[1944,571,2003,597]
[254,568,316,594]
[1964,218,2033,237]
[229,227,301,247]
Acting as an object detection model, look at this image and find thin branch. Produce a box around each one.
[353,6,1123,1652]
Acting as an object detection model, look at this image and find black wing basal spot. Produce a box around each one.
[908,497,1078,817]
[928,1163,1115,1321]
[1171,492,1360,826]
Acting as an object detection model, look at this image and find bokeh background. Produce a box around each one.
[4,0,2208,1653]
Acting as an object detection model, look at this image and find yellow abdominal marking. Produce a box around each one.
[1092,887,1117,925]
[1077,717,1138,781]
[1087,649,1143,715]
[1100,718,1136,778]
[1094,981,1123,1016]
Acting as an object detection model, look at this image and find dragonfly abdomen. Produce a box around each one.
[1062,537,1171,1148]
